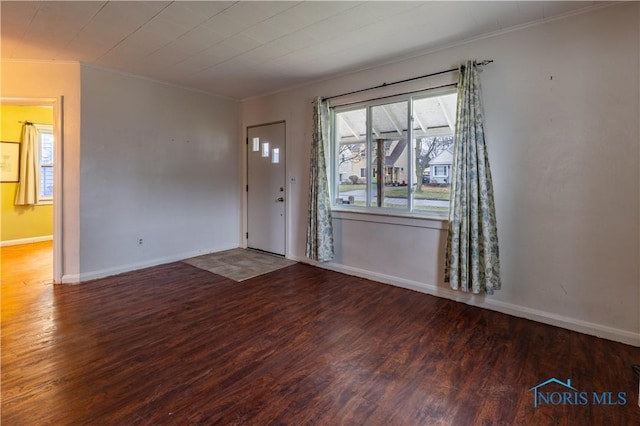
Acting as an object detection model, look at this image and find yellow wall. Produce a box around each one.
[1,105,54,242]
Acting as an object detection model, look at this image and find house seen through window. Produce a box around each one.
[332,88,457,219]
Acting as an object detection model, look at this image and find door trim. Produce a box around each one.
[1,96,63,283]
[245,120,286,257]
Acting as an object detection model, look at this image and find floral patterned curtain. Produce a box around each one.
[306,96,334,262]
[445,60,501,294]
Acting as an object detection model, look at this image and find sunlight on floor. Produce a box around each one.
[1,241,53,321]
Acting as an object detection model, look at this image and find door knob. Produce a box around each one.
[276,197,284,202]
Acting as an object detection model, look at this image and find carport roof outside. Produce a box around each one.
[335,91,457,144]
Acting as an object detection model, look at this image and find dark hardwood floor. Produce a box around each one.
[2,246,639,425]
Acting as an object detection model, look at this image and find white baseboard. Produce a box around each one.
[291,255,640,347]
[1,235,53,247]
[61,244,239,284]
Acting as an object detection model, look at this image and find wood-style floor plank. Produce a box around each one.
[2,244,639,425]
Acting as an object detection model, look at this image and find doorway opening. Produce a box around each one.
[1,97,62,289]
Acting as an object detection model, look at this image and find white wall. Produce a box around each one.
[80,66,240,279]
[1,60,82,281]
[242,3,640,345]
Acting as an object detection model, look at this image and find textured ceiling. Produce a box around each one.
[1,1,602,100]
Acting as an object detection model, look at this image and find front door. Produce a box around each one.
[247,122,286,255]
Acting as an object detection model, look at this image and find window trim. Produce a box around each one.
[332,209,448,230]
[33,123,54,205]
[433,165,449,177]
[330,86,456,221]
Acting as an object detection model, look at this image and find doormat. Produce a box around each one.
[183,248,296,282]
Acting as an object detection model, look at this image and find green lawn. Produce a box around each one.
[338,184,366,192]
[385,186,450,200]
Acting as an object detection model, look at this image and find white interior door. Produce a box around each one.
[247,122,286,255]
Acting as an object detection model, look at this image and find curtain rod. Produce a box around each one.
[335,83,457,108]
[316,59,493,103]
[19,120,33,125]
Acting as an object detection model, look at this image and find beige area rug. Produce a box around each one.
[183,248,297,282]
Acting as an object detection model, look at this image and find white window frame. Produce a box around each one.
[33,123,54,204]
[433,165,448,177]
[330,87,456,219]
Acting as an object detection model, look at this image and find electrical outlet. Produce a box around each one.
[137,238,143,246]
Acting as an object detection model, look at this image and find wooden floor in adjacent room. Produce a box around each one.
[2,244,639,425]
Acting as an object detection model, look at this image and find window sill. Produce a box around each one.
[331,208,448,230]
[36,200,53,206]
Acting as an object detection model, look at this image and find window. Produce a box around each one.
[34,124,54,203]
[433,166,448,177]
[332,88,457,218]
